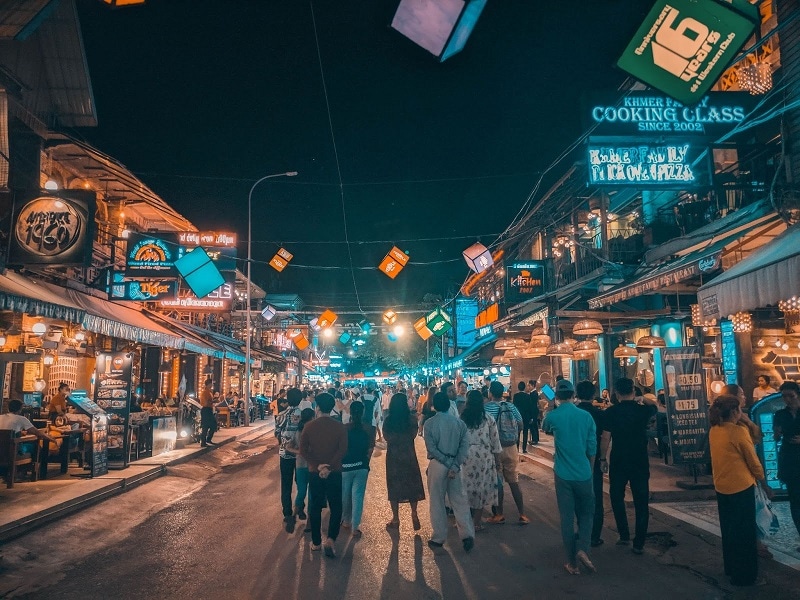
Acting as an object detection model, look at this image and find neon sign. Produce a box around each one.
[587,143,709,187]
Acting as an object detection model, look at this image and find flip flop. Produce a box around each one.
[564,563,581,576]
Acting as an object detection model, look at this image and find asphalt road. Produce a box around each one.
[1,433,799,600]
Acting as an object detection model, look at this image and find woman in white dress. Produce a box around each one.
[460,389,502,531]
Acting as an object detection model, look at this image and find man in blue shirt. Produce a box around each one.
[542,379,597,575]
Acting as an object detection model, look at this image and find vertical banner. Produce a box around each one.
[663,346,710,464]
[93,352,133,465]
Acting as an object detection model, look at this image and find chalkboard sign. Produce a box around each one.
[663,346,710,465]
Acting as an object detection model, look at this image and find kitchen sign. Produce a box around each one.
[617,0,759,104]
[505,262,546,303]
[8,191,96,267]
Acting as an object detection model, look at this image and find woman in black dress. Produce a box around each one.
[383,393,425,530]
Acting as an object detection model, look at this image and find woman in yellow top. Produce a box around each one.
[709,395,773,587]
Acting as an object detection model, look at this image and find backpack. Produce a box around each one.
[361,393,378,425]
[496,402,518,447]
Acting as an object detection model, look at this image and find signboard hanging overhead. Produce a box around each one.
[616,0,759,105]
[125,232,182,277]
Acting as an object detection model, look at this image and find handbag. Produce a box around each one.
[754,485,780,538]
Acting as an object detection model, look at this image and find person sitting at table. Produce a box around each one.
[48,382,70,423]
[1,399,56,455]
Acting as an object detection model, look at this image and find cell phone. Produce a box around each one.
[540,384,555,401]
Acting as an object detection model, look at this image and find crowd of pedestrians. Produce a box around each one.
[269,375,797,585]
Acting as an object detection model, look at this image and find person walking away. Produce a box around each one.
[484,381,529,524]
[774,380,800,550]
[284,407,315,527]
[300,392,348,557]
[341,401,376,537]
[199,378,217,447]
[460,389,502,531]
[383,393,425,530]
[361,383,381,438]
[424,392,475,552]
[709,394,773,586]
[542,379,597,575]
[513,381,536,454]
[527,380,541,445]
[275,387,303,532]
[575,380,610,548]
[601,377,657,554]
[418,386,437,435]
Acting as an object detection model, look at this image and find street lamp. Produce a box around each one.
[245,170,298,426]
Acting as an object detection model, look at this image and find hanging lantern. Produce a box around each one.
[261,305,277,321]
[729,312,752,333]
[308,318,321,332]
[425,307,452,336]
[691,303,717,327]
[530,327,551,344]
[528,337,550,353]
[779,297,800,333]
[495,338,523,350]
[546,342,573,357]
[562,337,578,349]
[572,319,604,336]
[378,246,410,279]
[358,319,371,333]
[462,242,494,274]
[383,309,398,325]
[414,317,433,341]
[574,340,601,354]
[292,333,310,351]
[613,344,638,358]
[738,60,773,95]
[268,247,294,272]
[339,332,352,344]
[490,355,504,365]
[317,309,338,328]
[636,335,666,349]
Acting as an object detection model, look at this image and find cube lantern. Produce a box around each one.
[463,242,493,274]
[261,305,277,320]
[383,309,398,325]
[426,307,452,336]
[318,309,338,328]
[269,247,294,272]
[378,246,410,279]
[414,317,434,340]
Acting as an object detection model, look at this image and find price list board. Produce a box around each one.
[663,346,710,465]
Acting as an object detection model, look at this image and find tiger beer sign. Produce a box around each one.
[617,0,758,104]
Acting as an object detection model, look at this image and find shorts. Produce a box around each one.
[500,445,519,483]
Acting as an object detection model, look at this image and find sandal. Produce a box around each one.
[412,515,421,531]
[386,520,400,530]
[564,563,581,576]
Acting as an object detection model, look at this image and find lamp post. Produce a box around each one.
[244,171,298,426]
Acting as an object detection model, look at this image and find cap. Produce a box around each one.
[554,379,574,395]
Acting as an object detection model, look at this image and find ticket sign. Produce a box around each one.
[269,248,294,272]
[379,246,410,279]
[587,143,710,187]
[617,0,758,105]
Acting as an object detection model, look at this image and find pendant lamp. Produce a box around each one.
[572,319,604,336]
[636,335,666,349]
[613,344,638,358]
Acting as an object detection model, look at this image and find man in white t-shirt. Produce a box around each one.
[0,399,55,454]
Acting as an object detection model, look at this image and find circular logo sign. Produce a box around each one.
[15,196,84,257]
[112,356,125,370]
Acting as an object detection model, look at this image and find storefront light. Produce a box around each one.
[0,333,6,347]
[782,343,790,351]
[613,344,638,358]
[729,312,752,333]
[636,335,666,349]
[32,321,47,336]
[572,319,604,336]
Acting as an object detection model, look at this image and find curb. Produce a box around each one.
[0,421,274,543]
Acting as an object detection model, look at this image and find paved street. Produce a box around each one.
[1,433,799,600]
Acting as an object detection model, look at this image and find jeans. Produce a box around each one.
[279,457,296,518]
[295,466,309,510]
[717,486,758,585]
[554,474,594,563]
[591,459,604,543]
[427,459,475,544]
[308,471,343,546]
[342,468,369,530]
[609,461,650,548]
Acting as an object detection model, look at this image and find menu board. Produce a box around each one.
[94,352,133,463]
[663,346,711,465]
[68,391,106,416]
[720,320,738,385]
[91,415,109,477]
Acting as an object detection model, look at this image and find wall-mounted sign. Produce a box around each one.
[477,325,494,339]
[158,272,235,312]
[178,231,236,247]
[720,319,738,384]
[475,303,499,328]
[9,191,96,267]
[588,143,709,187]
[616,0,759,105]
[125,232,182,277]
[109,273,179,301]
[587,92,754,138]
[506,262,546,303]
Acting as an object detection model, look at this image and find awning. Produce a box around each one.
[697,223,800,320]
[589,216,785,309]
[180,322,250,364]
[443,333,498,371]
[0,271,85,323]
[47,286,185,349]
[143,312,225,358]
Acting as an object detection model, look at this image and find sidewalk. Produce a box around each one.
[0,417,275,543]
[520,434,800,572]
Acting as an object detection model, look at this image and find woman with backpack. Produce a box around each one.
[341,401,376,537]
[461,389,503,531]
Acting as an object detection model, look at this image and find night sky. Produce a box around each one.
[73,0,649,315]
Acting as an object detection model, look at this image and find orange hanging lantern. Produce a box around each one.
[383,309,398,325]
[318,309,338,328]
[269,248,294,272]
[414,317,433,340]
[378,246,410,279]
